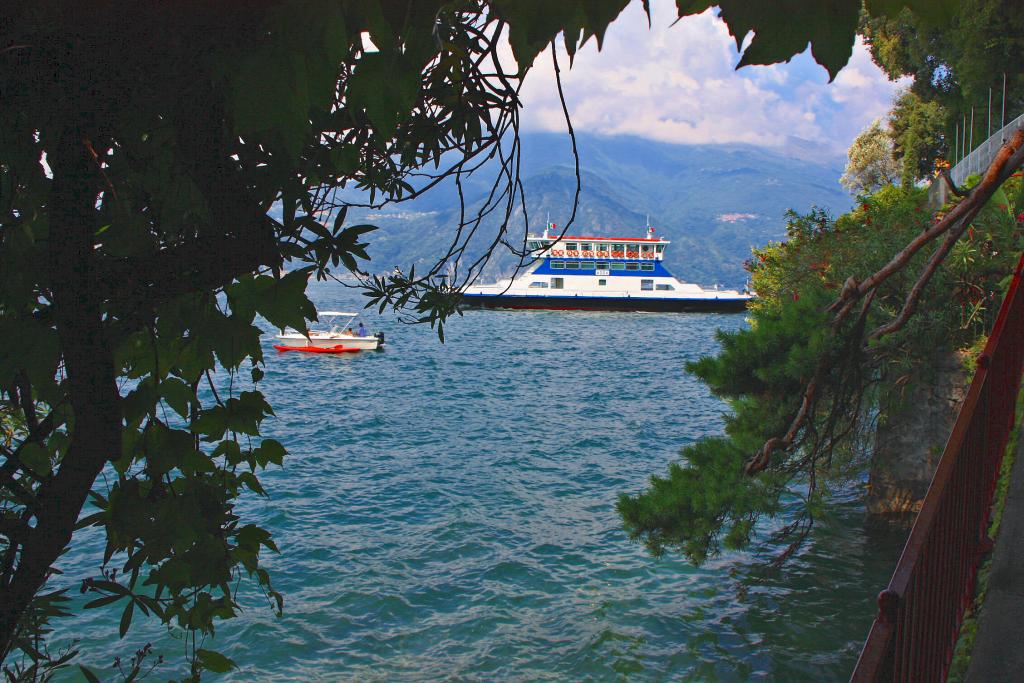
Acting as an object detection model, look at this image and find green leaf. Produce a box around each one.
[118,599,134,638]
[206,313,264,370]
[494,0,574,70]
[79,666,102,683]
[160,377,197,419]
[254,268,316,333]
[191,406,228,441]
[580,0,632,50]
[238,471,267,496]
[355,0,396,52]
[74,510,105,531]
[224,391,274,436]
[282,191,297,230]
[329,146,360,177]
[712,1,860,81]
[227,48,311,158]
[83,594,124,610]
[145,423,197,477]
[226,273,270,324]
[0,315,60,390]
[182,448,216,473]
[122,379,159,427]
[865,0,959,26]
[346,51,421,138]
[18,442,51,477]
[114,428,140,474]
[252,439,287,468]
[213,439,243,465]
[236,524,278,553]
[197,648,237,673]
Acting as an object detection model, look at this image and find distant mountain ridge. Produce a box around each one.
[347,132,851,288]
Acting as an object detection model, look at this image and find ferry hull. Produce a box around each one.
[460,294,749,313]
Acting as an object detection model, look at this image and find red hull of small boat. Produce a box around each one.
[273,344,360,354]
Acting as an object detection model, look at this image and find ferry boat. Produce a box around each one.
[461,225,752,312]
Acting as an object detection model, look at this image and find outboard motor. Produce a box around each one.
[375,331,385,349]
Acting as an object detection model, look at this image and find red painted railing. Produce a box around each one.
[851,252,1024,682]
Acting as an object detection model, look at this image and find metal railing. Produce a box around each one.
[850,252,1024,681]
[952,111,1024,186]
[927,112,1023,209]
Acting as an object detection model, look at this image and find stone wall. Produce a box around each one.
[867,352,969,516]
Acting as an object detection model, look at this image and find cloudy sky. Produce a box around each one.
[516,1,909,158]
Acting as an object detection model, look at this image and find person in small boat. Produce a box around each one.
[357,322,368,337]
[343,326,353,336]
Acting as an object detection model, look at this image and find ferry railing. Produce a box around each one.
[850,252,1024,682]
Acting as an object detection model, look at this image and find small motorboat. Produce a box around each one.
[274,311,385,353]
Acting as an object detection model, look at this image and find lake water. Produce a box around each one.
[53,278,904,681]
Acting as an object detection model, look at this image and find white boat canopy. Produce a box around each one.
[317,311,359,318]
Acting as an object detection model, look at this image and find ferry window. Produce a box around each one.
[595,262,608,270]
[641,263,655,271]
[551,261,564,269]
[565,242,577,250]
[581,242,591,251]
[596,243,609,252]
[612,243,624,252]
[656,284,675,291]
[641,279,654,291]
[641,244,653,253]
[598,279,607,286]
[564,261,579,269]
[529,281,548,288]
[551,277,564,289]
[626,263,639,271]
[656,244,665,253]
[609,262,625,270]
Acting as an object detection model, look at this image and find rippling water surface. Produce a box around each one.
[54,279,904,681]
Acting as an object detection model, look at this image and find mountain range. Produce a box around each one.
[342,132,853,288]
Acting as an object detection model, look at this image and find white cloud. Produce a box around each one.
[517,0,908,156]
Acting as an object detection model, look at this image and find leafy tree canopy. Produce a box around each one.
[889,89,948,185]
[620,178,1024,563]
[0,0,961,678]
[862,0,1024,169]
[840,119,902,195]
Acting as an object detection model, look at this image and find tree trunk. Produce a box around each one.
[867,351,968,516]
[0,128,121,658]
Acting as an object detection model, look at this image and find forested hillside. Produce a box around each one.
[342,133,850,287]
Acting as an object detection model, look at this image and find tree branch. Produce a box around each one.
[828,128,1024,326]
[741,128,1024,478]
[940,168,967,197]
[865,130,1024,341]
[97,215,281,316]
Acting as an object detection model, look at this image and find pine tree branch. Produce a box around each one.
[742,128,1024,478]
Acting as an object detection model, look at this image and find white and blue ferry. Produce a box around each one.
[462,225,752,312]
